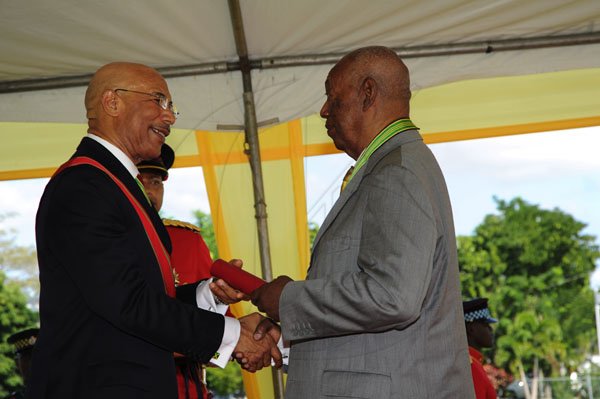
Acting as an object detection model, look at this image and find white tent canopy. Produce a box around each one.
[2,0,600,131]
[2,2,600,398]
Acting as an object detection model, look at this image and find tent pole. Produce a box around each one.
[2,31,599,93]
[228,1,285,398]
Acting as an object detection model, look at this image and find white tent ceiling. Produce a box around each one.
[1,0,600,131]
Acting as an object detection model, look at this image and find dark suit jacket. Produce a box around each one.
[29,137,225,399]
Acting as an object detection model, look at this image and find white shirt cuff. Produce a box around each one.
[195,279,239,368]
[210,316,240,368]
[276,336,290,368]
[195,278,229,315]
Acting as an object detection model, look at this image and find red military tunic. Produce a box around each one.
[166,219,213,284]
[165,219,214,399]
[469,346,497,399]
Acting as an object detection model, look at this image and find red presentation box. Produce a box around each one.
[210,259,266,295]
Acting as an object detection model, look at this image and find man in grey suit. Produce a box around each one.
[251,46,475,398]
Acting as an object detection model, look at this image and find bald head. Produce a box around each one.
[84,62,175,163]
[320,46,412,159]
[334,46,411,112]
[85,62,164,119]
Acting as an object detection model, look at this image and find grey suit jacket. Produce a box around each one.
[280,130,475,399]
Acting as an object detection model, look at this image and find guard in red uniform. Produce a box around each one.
[463,298,498,399]
[138,144,213,399]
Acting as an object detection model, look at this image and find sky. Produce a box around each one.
[1,126,599,286]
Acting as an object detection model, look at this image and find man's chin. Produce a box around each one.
[139,146,162,162]
[332,141,348,156]
[149,129,166,144]
[150,137,165,156]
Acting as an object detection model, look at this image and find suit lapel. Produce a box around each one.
[311,165,365,250]
[74,138,171,251]
[311,130,423,254]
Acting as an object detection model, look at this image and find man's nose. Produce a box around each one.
[162,108,176,125]
[320,101,329,118]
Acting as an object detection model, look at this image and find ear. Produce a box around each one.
[361,77,377,112]
[101,90,120,117]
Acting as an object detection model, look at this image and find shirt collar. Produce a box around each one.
[349,118,418,181]
[86,133,139,178]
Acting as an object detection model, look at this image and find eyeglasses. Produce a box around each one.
[114,88,179,118]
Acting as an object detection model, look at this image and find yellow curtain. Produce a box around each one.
[195,121,309,398]
[3,68,600,181]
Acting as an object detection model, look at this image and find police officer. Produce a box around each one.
[463,298,498,399]
[5,328,39,399]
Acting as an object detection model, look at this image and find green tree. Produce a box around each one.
[308,221,320,248]
[193,210,219,259]
[206,362,244,397]
[459,197,600,377]
[0,214,39,308]
[191,210,246,395]
[0,271,38,396]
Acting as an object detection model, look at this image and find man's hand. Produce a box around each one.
[250,276,293,322]
[233,313,282,372]
[210,259,249,305]
[253,316,281,342]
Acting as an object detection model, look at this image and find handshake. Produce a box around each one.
[209,259,293,373]
[231,313,282,372]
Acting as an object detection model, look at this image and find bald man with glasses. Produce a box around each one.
[30,62,281,399]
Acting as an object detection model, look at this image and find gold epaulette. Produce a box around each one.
[163,218,201,233]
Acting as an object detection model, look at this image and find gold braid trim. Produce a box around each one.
[163,218,202,233]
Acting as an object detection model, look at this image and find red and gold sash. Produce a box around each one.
[54,156,176,297]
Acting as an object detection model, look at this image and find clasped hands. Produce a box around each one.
[209,263,293,372]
